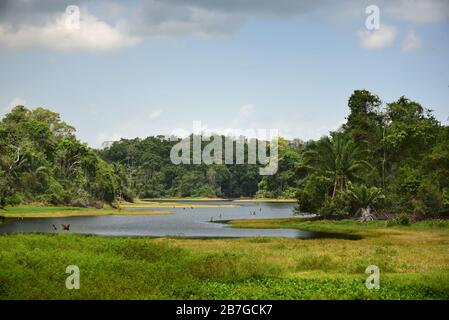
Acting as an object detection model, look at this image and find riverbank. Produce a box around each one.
[0,219,448,299]
[142,197,227,201]
[232,198,297,203]
[0,199,241,219]
[142,197,297,203]
[229,217,449,233]
[0,198,295,219]
[0,205,171,218]
[121,200,239,209]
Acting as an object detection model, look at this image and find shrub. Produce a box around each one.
[346,183,385,216]
[191,185,218,198]
[443,188,449,207]
[389,211,412,226]
[41,179,68,205]
[5,192,24,206]
[412,179,444,215]
[296,174,332,214]
[318,192,350,219]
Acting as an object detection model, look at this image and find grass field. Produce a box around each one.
[0,205,171,218]
[1,219,448,299]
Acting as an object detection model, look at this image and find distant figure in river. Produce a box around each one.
[61,224,70,231]
[52,224,57,231]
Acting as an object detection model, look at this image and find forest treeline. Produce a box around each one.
[1,90,448,218]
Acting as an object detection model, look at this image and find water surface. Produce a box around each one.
[0,201,355,239]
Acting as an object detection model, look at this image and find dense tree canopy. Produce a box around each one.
[1,90,448,218]
[297,91,449,218]
[99,135,299,199]
[0,106,118,208]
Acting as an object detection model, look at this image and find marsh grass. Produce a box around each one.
[0,205,171,218]
[1,219,448,299]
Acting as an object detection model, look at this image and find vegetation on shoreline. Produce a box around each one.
[1,90,448,300]
[143,197,228,201]
[120,201,238,209]
[1,219,448,299]
[141,197,297,203]
[232,198,296,203]
[0,107,119,209]
[229,218,449,234]
[0,205,171,218]
[295,91,449,219]
[1,90,448,220]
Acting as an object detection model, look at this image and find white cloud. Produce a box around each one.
[149,109,163,120]
[2,97,26,116]
[385,0,449,24]
[0,0,448,53]
[0,1,349,47]
[8,97,26,109]
[0,10,139,52]
[358,24,397,49]
[402,30,421,52]
[239,104,255,117]
[97,132,123,148]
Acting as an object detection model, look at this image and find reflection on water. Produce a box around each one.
[0,201,359,239]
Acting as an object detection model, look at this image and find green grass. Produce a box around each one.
[1,219,449,299]
[230,218,449,232]
[3,206,90,214]
[0,205,171,218]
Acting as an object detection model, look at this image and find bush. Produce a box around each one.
[296,174,332,214]
[40,180,68,205]
[412,179,444,215]
[346,183,385,216]
[443,188,449,207]
[389,211,412,226]
[5,192,24,206]
[191,185,218,198]
[282,187,297,199]
[296,189,315,213]
[318,193,350,219]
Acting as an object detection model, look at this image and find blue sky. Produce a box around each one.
[0,0,448,147]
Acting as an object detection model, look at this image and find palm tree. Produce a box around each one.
[346,183,385,220]
[302,133,373,198]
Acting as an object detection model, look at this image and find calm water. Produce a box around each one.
[0,201,353,239]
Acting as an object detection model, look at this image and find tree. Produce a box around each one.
[0,105,119,206]
[302,132,373,198]
[346,183,385,220]
[345,90,383,145]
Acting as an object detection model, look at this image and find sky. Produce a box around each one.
[0,0,448,148]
